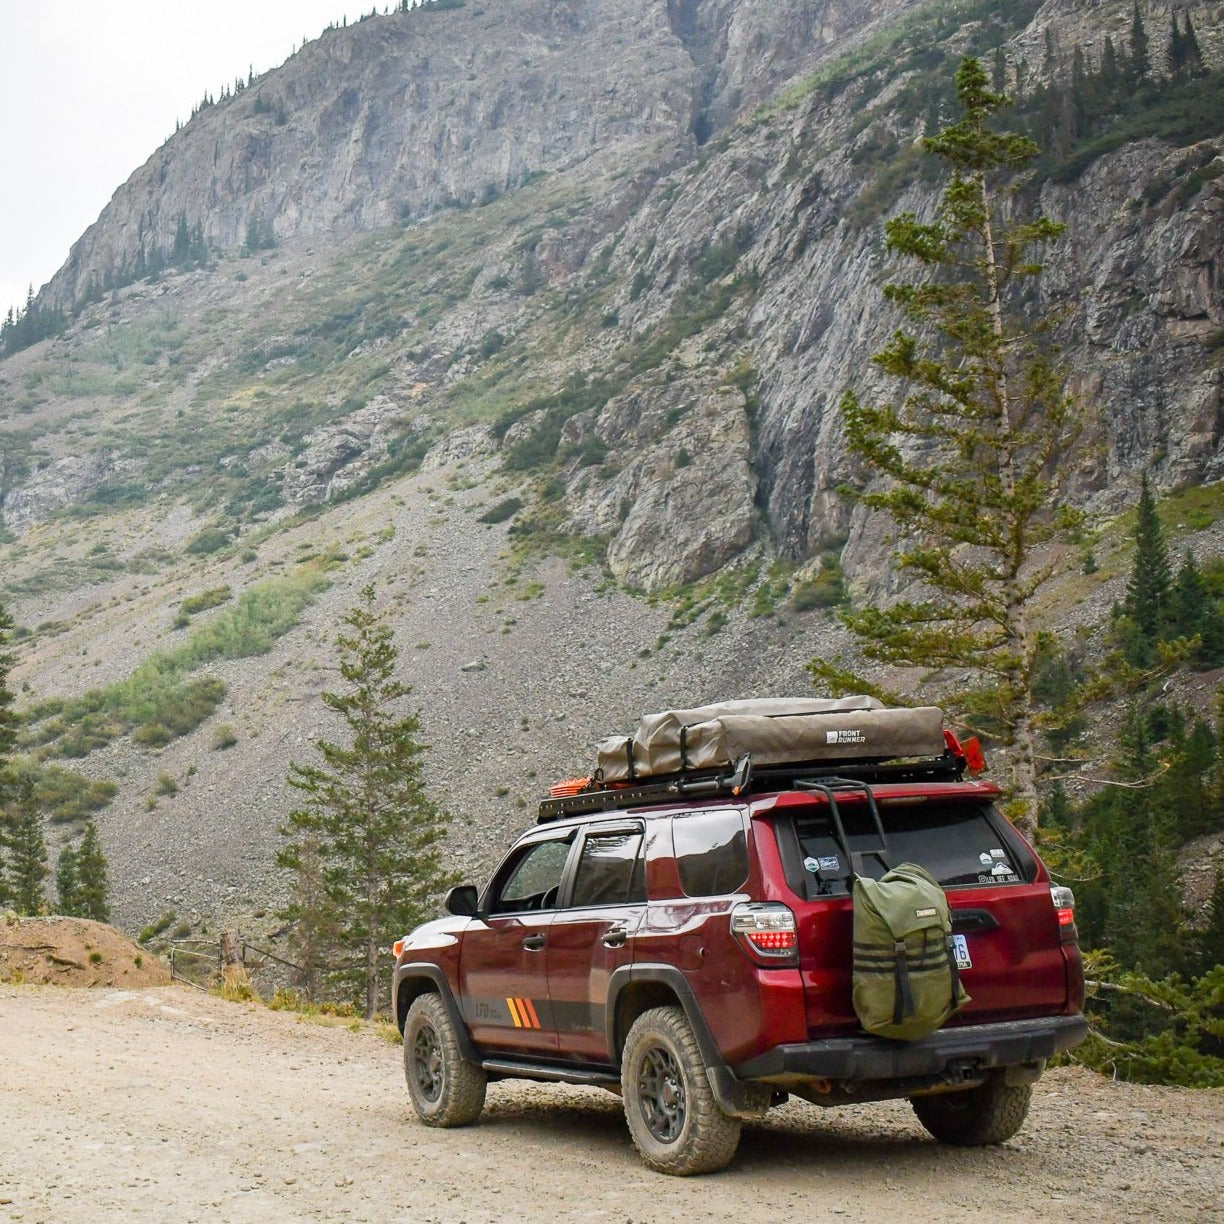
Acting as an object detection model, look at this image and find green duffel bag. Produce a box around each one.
[852,862,970,1041]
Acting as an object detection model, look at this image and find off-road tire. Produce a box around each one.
[403,992,487,1127]
[620,1005,741,1176]
[910,1075,1033,1145]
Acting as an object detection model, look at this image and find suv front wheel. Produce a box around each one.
[621,1005,741,1175]
[403,992,487,1127]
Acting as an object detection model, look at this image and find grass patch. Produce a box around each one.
[179,585,233,616]
[6,761,118,825]
[23,564,332,758]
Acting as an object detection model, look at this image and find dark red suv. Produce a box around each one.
[392,748,1087,1175]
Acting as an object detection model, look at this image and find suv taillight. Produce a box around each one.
[730,903,799,966]
[1051,885,1078,943]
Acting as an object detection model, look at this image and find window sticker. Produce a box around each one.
[803,855,841,873]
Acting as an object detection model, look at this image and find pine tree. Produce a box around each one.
[75,820,110,922]
[1170,550,1224,668]
[277,831,340,1003]
[1196,869,1224,977]
[1101,36,1122,93]
[991,45,1008,93]
[1128,2,1150,89]
[1182,13,1204,75]
[0,601,15,770]
[5,777,48,915]
[56,845,81,915]
[0,601,17,907]
[1169,12,1188,76]
[279,585,451,1018]
[1122,473,1172,663]
[810,57,1086,840]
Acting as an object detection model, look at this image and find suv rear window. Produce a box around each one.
[672,809,748,897]
[784,799,1033,896]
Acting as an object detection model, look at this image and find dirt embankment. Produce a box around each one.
[0,984,1221,1223]
[0,915,170,988]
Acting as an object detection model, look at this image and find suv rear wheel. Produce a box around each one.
[403,992,487,1127]
[910,1075,1032,1145]
[621,1005,741,1175]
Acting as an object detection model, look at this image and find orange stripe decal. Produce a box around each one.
[506,997,523,1027]
[521,997,541,1029]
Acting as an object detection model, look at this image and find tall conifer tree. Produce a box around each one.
[811,57,1086,840]
[279,585,450,1018]
[1122,473,1171,662]
[75,820,110,922]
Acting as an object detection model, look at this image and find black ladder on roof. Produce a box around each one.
[794,778,892,887]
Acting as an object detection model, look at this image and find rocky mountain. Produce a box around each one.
[1,0,1223,937]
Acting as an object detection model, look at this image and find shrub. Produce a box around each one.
[791,555,846,611]
[180,586,232,616]
[477,497,524,525]
[185,528,231,557]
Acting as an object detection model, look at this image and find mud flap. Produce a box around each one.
[706,1065,771,1119]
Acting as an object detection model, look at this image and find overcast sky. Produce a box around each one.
[0,1,383,321]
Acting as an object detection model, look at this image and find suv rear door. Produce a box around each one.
[766,791,1071,1034]
[546,821,647,1063]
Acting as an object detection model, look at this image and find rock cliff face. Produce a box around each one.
[11,0,1224,595]
[45,0,923,314]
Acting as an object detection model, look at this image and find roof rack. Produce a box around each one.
[536,750,966,823]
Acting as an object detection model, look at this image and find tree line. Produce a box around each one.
[0,600,110,919]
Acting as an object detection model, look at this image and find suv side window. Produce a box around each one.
[672,809,748,897]
[570,828,645,908]
[490,838,573,914]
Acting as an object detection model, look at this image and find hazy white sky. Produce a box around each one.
[0,1,382,321]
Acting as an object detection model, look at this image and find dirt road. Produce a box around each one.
[1,985,1220,1223]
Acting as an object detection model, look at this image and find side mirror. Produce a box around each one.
[444,884,479,917]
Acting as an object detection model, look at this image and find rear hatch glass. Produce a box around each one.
[791,799,1034,891]
[772,797,1069,1033]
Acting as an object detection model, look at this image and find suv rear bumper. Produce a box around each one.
[733,1014,1089,1083]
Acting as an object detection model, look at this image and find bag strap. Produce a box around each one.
[893,939,916,1024]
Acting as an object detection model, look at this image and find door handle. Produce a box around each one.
[522,934,546,951]
[602,926,629,949]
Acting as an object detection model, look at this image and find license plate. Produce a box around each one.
[951,933,972,970]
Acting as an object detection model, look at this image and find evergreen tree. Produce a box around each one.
[810,57,1085,840]
[0,601,15,769]
[56,845,81,915]
[75,820,110,922]
[5,777,47,915]
[1169,12,1188,76]
[1122,473,1172,663]
[991,45,1008,93]
[1128,1,1150,88]
[279,585,451,1018]
[1170,550,1224,668]
[1196,869,1224,977]
[0,601,17,907]
[1182,13,1204,75]
[172,214,192,265]
[277,831,339,1003]
[1100,36,1122,92]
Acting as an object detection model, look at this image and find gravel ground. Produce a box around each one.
[1,984,1221,1224]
